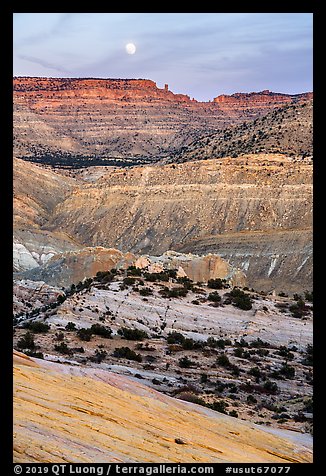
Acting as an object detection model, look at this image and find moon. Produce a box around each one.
[125,43,136,55]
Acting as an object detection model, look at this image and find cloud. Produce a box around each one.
[17,54,72,75]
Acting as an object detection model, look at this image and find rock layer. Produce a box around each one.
[13,351,312,463]
[13,77,312,160]
[13,154,312,292]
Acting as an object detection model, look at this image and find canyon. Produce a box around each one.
[12,76,313,463]
[14,153,312,293]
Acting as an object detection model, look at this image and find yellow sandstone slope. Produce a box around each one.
[13,351,312,463]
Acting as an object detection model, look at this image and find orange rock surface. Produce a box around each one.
[14,351,312,463]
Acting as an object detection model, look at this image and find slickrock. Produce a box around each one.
[13,351,312,463]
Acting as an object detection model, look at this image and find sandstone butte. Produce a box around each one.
[13,351,312,463]
[13,77,313,159]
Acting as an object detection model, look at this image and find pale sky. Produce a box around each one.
[13,13,313,101]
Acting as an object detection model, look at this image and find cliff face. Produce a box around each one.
[13,158,83,271]
[14,351,312,463]
[168,100,313,163]
[13,77,312,161]
[13,154,312,293]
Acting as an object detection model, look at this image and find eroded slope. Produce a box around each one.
[13,351,312,463]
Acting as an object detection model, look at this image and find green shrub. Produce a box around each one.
[167,332,185,345]
[217,354,231,367]
[17,331,35,350]
[304,290,313,302]
[207,291,221,302]
[90,324,112,338]
[280,363,295,379]
[229,288,253,310]
[263,380,279,394]
[65,321,76,331]
[277,345,294,360]
[302,344,313,366]
[117,327,148,340]
[127,266,142,276]
[77,328,93,341]
[159,286,188,298]
[123,277,136,286]
[178,356,196,368]
[144,271,169,282]
[90,349,107,363]
[138,287,153,296]
[54,342,73,355]
[208,399,229,414]
[228,410,238,418]
[207,278,224,289]
[113,347,142,362]
[24,321,50,333]
[249,338,271,348]
[57,294,66,304]
[206,337,231,349]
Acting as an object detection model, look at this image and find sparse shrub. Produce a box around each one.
[65,321,76,331]
[90,349,107,363]
[113,347,142,362]
[167,332,185,345]
[263,380,279,394]
[57,294,66,304]
[138,287,153,296]
[17,331,35,350]
[207,278,225,289]
[127,265,142,276]
[229,288,252,310]
[90,324,112,338]
[208,291,221,302]
[54,342,73,355]
[117,327,148,340]
[77,328,93,341]
[24,321,50,333]
[208,399,229,414]
[277,345,294,360]
[280,363,295,379]
[177,392,206,406]
[302,344,313,366]
[178,356,196,368]
[217,354,231,367]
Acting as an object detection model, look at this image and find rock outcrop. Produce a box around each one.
[16,247,245,288]
[13,77,312,161]
[14,350,312,463]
